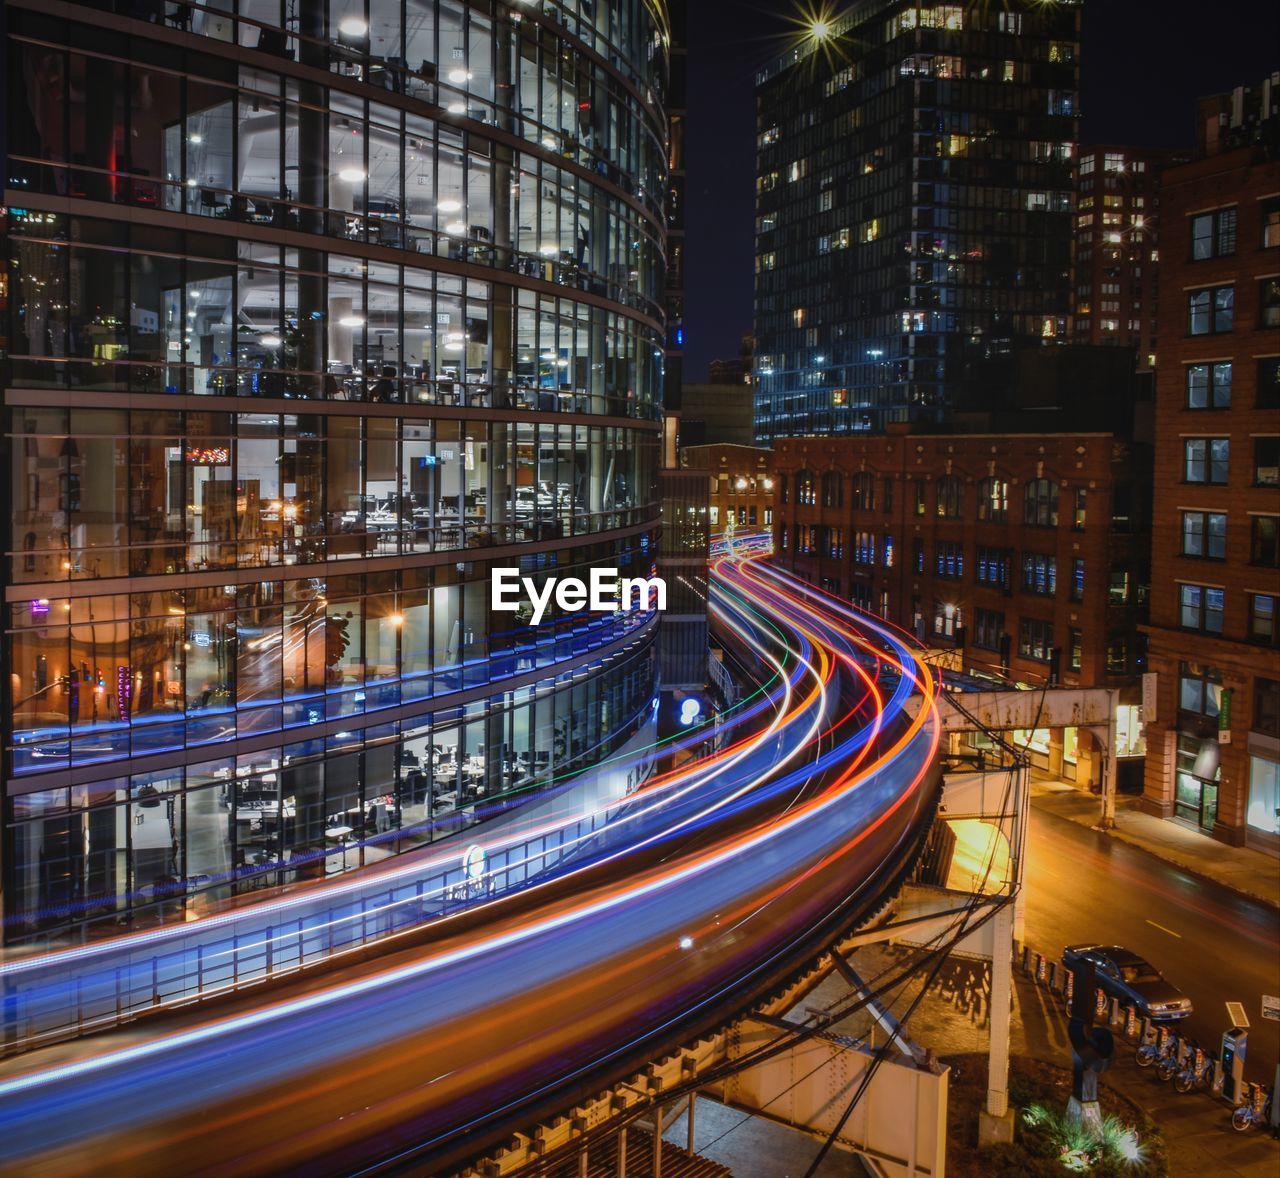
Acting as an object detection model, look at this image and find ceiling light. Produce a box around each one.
[337,166,366,182]
[446,102,466,114]
[539,243,558,256]
[447,68,472,83]
[338,315,364,328]
[338,16,368,36]
[189,134,203,144]
[262,335,283,347]
[437,199,462,213]
[444,220,466,235]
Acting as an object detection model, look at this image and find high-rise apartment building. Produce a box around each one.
[753,0,1079,441]
[1141,78,1280,855]
[2,0,669,943]
[1071,145,1185,369]
[663,0,686,410]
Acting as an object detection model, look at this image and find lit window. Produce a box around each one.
[1190,208,1237,260]
[1183,437,1229,484]
[1181,511,1227,559]
[1179,584,1225,633]
[1187,285,1234,335]
[1185,362,1232,409]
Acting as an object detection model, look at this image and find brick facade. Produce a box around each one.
[771,431,1149,695]
[1141,143,1280,854]
[683,444,777,538]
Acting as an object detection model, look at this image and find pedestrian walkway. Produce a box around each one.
[1031,781,1280,911]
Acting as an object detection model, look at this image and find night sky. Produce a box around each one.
[683,0,1280,381]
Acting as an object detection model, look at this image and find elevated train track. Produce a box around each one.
[0,548,943,1175]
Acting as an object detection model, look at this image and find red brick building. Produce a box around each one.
[1140,131,1280,854]
[1072,145,1187,368]
[773,430,1151,784]
[684,443,777,537]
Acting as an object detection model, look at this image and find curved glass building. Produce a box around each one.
[2,0,668,944]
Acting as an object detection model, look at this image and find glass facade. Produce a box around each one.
[753,0,1079,440]
[3,0,669,944]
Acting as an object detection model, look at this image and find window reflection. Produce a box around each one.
[6,643,656,942]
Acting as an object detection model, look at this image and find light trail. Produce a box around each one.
[0,547,942,1177]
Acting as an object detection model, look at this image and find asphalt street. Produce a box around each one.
[1024,799,1280,1084]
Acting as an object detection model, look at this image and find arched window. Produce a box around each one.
[795,469,816,506]
[977,477,1008,523]
[851,472,876,511]
[935,474,962,518]
[1024,478,1060,527]
[821,471,843,507]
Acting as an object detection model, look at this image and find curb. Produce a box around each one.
[1031,795,1280,914]
[1101,825,1280,914]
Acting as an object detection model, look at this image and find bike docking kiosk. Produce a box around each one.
[1024,951,1278,1135]
[1217,1027,1248,1106]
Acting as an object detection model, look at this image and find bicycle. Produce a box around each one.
[1155,1044,1182,1082]
[1135,1031,1175,1070]
[1231,1085,1273,1132]
[1173,1043,1213,1094]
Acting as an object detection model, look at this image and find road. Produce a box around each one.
[1024,799,1280,1083]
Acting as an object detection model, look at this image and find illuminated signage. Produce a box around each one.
[186,446,231,465]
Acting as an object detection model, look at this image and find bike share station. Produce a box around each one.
[1015,949,1280,1136]
[921,680,1280,1144]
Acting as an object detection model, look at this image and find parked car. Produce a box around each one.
[1062,944,1193,1020]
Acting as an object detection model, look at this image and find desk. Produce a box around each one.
[235,803,295,822]
[325,823,354,871]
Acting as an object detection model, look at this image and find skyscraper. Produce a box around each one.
[664,0,687,411]
[1071,145,1185,369]
[753,0,1080,441]
[3,0,669,944]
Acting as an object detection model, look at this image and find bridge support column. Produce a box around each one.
[652,1102,664,1176]
[979,900,1016,1145]
[1012,760,1029,945]
[686,1092,696,1153]
[1088,710,1118,831]
[617,1126,627,1178]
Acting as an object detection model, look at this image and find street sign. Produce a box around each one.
[1141,672,1157,723]
[1226,1000,1250,1028]
[1262,995,1280,1023]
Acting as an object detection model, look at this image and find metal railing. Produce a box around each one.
[1,791,627,1058]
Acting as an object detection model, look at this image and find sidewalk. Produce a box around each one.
[1030,781,1280,911]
